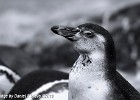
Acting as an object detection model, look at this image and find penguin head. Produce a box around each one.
[51,23,112,54]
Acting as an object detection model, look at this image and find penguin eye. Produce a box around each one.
[84,31,94,38]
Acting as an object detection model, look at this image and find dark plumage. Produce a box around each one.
[5,70,68,100]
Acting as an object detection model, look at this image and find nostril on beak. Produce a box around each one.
[51,26,59,32]
[51,26,60,34]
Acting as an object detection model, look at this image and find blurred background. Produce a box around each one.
[0,0,140,92]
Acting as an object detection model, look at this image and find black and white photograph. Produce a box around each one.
[0,0,140,100]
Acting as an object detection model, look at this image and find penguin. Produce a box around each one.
[0,60,20,97]
[5,69,68,100]
[51,23,140,100]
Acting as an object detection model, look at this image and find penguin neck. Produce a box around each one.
[84,51,106,72]
[74,48,116,75]
[77,52,106,75]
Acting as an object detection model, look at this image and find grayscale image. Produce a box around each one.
[0,0,140,100]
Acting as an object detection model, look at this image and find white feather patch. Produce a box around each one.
[0,74,14,94]
[90,51,105,60]
[0,65,20,95]
[96,34,106,43]
[0,65,20,82]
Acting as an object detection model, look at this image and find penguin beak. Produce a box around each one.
[51,25,80,41]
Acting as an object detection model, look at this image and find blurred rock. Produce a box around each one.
[0,45,38,76]
[39,41,79,68]
[0,0,113,53]
[103,2,140,72]
[0,0,140,73]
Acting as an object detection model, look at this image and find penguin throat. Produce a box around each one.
[71,48,116,75]
[81,52,106,71]
[71,51,106,72]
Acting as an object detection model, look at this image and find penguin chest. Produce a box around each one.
[69,73,110,100]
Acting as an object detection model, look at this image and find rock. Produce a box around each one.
[0,45,38,76]
[39,42,79,68]
[102,3,140,72]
